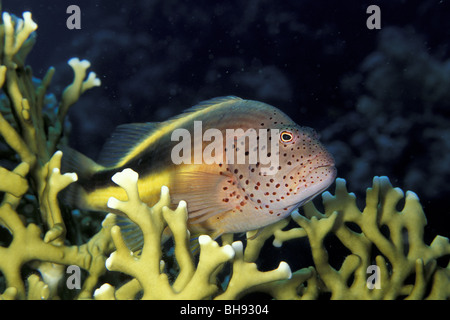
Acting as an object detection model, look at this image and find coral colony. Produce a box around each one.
[0,8,449,300]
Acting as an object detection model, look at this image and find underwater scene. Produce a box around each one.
[0,0,449,302]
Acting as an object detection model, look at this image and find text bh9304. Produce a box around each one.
[180,304,269,317]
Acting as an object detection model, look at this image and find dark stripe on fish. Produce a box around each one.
[79,136,177,192]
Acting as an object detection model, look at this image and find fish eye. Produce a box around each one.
[280,130,294,144]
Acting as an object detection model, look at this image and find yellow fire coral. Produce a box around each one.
[0,6,449,300]
[273,177,450,299]
[91,169,450,300]
[0,9,107,300]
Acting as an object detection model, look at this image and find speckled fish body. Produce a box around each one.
[63,96,336,240]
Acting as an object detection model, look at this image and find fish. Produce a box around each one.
[61,96,336,250]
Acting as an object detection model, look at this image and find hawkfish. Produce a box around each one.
[62,96,336,250]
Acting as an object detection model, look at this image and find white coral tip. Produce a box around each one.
[231,241,243,254]
[105,252,116,270]
[107,197,120,210]
[160,185,169,196]
[2,12,11,26]
[111,168,138,186]
[222,244,235,259]
[272,239,282,248]
[177,200,187,209]
[67,172,78,181]
[278,261,292,279]
[23,12,37,30]
[291,210,301,220]
[406,190,419,201]
[68,57,80,66]
[198,235,212,245]
[93,283,113,298]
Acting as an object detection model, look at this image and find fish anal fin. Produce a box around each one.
[188,229,224,255]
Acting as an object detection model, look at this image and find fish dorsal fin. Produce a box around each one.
[97,97,242,167]
[166,96,243,123]
[188,95,242,111]
[97,122,159,167]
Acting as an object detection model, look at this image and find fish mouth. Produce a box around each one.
[289,159,337,201]
[289,155,336,181]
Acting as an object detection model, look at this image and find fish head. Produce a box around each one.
[240,123,336,212]
[273,124,336,208]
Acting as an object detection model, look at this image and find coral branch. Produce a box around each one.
[58,58,101,123]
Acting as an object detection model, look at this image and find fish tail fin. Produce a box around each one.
[59,146,104,210]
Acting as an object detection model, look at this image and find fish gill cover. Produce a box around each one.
[0,0,449,303]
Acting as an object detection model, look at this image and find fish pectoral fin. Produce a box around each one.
[171,168,234,224]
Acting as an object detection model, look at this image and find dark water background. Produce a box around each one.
[3,0,449,243]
